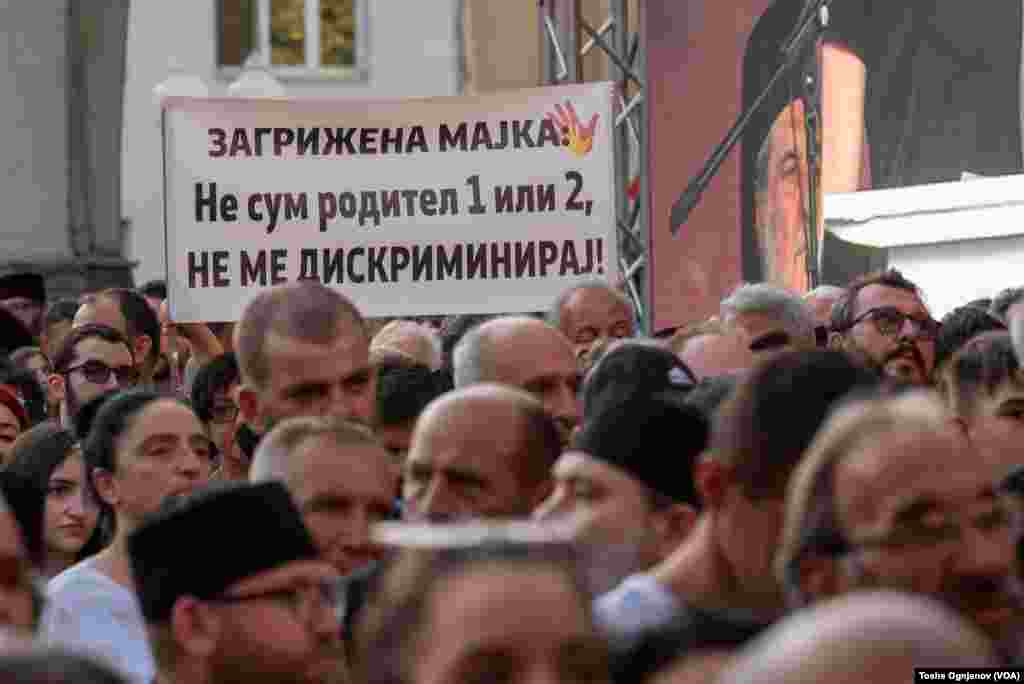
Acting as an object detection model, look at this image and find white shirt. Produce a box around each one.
[593,572,681,640]
[42,558,155,684]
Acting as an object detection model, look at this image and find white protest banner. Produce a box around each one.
[161,83,618,322]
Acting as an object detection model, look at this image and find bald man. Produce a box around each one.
[453,316,582,447]
[250,416,397,577]
[402,384,560,522]
[719,592,998,684]
[548,281,635,361]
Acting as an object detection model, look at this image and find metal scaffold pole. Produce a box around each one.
[539,0,650,333]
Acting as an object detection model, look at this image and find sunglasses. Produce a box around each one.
[62,360,140,386]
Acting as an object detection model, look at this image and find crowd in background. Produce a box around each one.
[0,266,1020,684]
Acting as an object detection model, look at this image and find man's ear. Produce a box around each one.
[694,455,730,510]
[92,467,119,509]
[652,503,698,560]
[48,373,65,403]
[134,335,153,368]
[794,554,842,605]
[827,332,845,351]
[236,385,263,428]
[171,596,221,658]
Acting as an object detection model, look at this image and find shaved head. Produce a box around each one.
[720,592,998,684]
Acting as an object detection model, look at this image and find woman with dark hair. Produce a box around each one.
[5,421,103,578]
[41,389,213,684]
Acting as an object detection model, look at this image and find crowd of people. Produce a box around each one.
[0,264,1019,684]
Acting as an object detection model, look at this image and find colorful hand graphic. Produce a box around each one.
[548,101,599,157]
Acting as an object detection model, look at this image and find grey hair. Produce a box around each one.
[547,279,633,333]
[721,282,815,342]
[250,415,378,486]
[804,285,846,302]
[452,324,491,388]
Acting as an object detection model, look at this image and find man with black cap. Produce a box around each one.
[535,341,706,637]
[128,481,344,684]
[0,273,46,340]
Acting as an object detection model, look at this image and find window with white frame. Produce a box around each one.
[217,0,364,77]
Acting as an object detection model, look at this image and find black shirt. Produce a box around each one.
[827,1,1023,189]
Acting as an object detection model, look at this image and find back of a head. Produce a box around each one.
[103,288,162,362]
[138,280,167,302]
[777,391,950,599]
[44,298,80,328]
[933,305,1007,376]
[944,331,1020,419]
[371,320,442,371]
[190,352,239,424]
[375,357,447,429]
[719,592,998,684]
[712,350,880,499]
[720,283,815,343]
[0,648,129,684]
[235,282,365,389]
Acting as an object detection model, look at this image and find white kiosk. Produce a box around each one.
[825,174,1024,318]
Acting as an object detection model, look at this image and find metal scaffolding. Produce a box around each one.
[539,0,650,332]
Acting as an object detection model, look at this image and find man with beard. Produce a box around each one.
[128,481,344,684]
[74,290,161,387]
[829,269,938,385]
[0,273,46,341]
[534,393,706,637]
[250,417,397,577]
[233,282,375,466]
[778,392,1021,658]
[453,316,582,449]
[47,325,139,432]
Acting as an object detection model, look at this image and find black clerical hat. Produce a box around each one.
[128,481,318,622]
[574,395,707,505]
[0,273,45,304]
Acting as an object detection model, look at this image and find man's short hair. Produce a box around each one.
[50,324,134,374]
[97,289,162,363]
[138,280,167,301]
[932,306,1006,374]
[944,331,1022,419]
[991,287,1024,321]
[375,356,446,429]
[44,298,79,330]
[547,279,633,331]
[234,282,365,389]
[830,268,923,333]
[720,283,815,342]
[667,318,726,357]
[775,392,951,606]
[0,648,129,684]
[711,350,880,500]
[356,542,584,684]
[189,352,239,424]
[250,415,380,485]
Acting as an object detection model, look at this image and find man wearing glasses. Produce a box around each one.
[128,481,344,684]
[779,392,1021,659]
[829,269,939,386]
[47,325,139,431]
